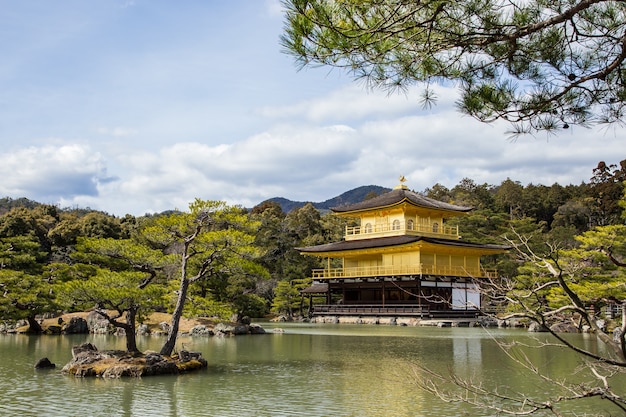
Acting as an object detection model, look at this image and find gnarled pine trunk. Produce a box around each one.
[160,252,191,357]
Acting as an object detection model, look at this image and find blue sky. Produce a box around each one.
[1,0,625,216]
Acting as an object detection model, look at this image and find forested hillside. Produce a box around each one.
[0,159,624,330]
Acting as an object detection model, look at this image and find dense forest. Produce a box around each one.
[0,159,624,331]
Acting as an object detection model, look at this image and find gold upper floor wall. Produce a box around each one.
[345,219,459,240]
[344,204,461,240]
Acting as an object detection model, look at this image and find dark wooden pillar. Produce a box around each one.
[382,279,386,307]
[417,277,421,308]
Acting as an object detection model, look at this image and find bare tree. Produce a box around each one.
[412,225,626,415]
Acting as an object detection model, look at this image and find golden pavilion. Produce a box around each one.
[297,178,508,318]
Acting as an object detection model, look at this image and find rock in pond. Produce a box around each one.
[34,357,56,369]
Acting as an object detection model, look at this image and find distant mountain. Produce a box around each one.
[263,185,392,213]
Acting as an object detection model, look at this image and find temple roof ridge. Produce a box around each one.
[331,186,472,214]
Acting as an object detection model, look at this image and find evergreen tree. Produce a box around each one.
[282,0,626,134]
[141,199,266,356]
[57,270,164,353]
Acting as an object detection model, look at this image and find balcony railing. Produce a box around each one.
[345,222,459,240]
[311,264,498,280]
[312,304,430,317]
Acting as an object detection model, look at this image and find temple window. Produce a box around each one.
[364,223,373,233]
[392,219,401,230]
[407,219,414,230]
[432,222,439,233]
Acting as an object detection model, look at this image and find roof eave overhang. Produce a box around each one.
[297,236,510,257]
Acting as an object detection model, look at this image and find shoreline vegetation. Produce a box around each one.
[2,311,267,336]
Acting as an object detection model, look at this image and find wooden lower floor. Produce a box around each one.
[301,275,483,318]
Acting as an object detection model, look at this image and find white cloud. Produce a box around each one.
[3,78,625,218]
[258,84,425,123]
[0,144,109,200]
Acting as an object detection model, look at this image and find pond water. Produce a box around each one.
[0,322,623,416]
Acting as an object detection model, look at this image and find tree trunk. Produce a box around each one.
[26,316,43,334]
[160,223,203,357]
[124,307,139,354]
[160,276,191,356]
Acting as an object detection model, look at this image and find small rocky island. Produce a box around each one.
[61,342,207,377]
